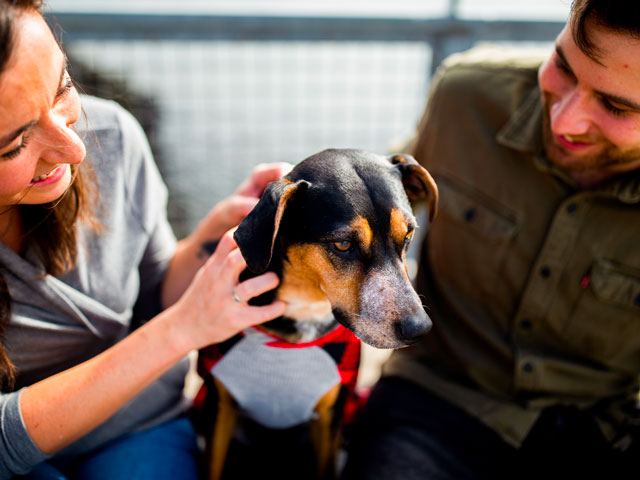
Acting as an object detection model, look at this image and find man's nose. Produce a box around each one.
[549,88,592,137]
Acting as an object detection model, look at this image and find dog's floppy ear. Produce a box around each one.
[234,178,309,273]
[389,153,439,222]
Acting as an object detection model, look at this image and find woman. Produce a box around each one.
[0,1,288,478]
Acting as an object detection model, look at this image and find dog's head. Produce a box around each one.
[234,149,438,349]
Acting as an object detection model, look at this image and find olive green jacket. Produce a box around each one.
[385,45,640,448]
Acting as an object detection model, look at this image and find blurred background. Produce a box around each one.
[45,0,570,239]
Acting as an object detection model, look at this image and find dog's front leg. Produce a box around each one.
[310,383,342,479]
[208,377,237,480]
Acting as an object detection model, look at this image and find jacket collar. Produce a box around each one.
[496,84,640,203]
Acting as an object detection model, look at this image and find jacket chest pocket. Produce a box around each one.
[429,176,519,307]
[565,259,640,365]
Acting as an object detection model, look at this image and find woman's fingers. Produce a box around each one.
[233,271,280,303]
[235,301,287,329]
[205,230,249,284]
[235,162,293,197]
[180,227,287,346]
[231,272,286,328]
[207,229,237,264]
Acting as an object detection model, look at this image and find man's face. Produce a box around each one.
[538,21,640,187]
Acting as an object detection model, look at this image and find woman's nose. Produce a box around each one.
[37,112,86,165]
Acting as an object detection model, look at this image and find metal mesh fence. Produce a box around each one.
[67,39,431,237]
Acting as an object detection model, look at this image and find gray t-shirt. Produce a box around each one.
[0,96,189,478]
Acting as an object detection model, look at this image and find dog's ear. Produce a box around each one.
[234,178,309,273]
[389,153,439,222]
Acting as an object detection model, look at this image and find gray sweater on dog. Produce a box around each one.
[0,96,189,479]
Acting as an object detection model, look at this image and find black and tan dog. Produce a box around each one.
[196,148,438,479]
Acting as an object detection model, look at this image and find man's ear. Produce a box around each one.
[389,153,439,223]
[234,178,310,273]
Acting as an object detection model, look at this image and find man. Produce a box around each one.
[342,1,640,478]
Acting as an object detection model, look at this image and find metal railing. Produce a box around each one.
[46,10,564,236]
[50,12,564,72]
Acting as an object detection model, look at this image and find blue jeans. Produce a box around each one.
[21,417,199,480]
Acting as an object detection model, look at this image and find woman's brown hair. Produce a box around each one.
[0,0,99,391]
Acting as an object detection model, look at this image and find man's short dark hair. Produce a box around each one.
[571,0,640,59]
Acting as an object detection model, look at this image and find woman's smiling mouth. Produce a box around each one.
[29,164,67,186]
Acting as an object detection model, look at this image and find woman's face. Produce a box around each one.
[0,9,85,208]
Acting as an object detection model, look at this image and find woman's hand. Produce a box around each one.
[21,230,285,456]
[161,162,292,308]
[167,230,286,351]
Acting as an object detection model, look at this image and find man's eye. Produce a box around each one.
[601,98,630,117]
[333,241,352,252]
[554,57,571,75]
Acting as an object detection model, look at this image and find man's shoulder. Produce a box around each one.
[441,44,548,75]
[428,44,545,115]
[435,44,547,93]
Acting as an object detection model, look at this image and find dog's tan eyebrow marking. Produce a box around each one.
[351,216,373,252]
[390,208,409,245]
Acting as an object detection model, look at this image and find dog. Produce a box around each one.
[195,148,438,479]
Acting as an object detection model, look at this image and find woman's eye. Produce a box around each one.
[1,137,29,160]
[56,71,74,100]
[333,241,352,252]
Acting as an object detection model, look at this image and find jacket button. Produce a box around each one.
[522,362,534,373]
[540,266,551,278]
[566,202,577,213]
[520,319,532,330]
[463,208,476,222]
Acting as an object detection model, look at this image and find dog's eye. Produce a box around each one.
[333,241,352,252]
[404,230,415,244]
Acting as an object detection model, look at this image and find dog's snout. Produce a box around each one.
[395,310,432,344]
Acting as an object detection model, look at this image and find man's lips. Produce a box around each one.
[555,134,594,151]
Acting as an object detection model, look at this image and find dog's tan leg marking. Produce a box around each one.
[209,378,237,480]
[310,383,342,480]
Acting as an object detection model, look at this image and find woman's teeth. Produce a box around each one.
[31,169,55,183]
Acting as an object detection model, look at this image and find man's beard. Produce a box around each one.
[542,101,640,174]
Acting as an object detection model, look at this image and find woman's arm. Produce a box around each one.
[20,232,286,455]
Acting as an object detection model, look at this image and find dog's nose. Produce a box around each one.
[395,311,432,344]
